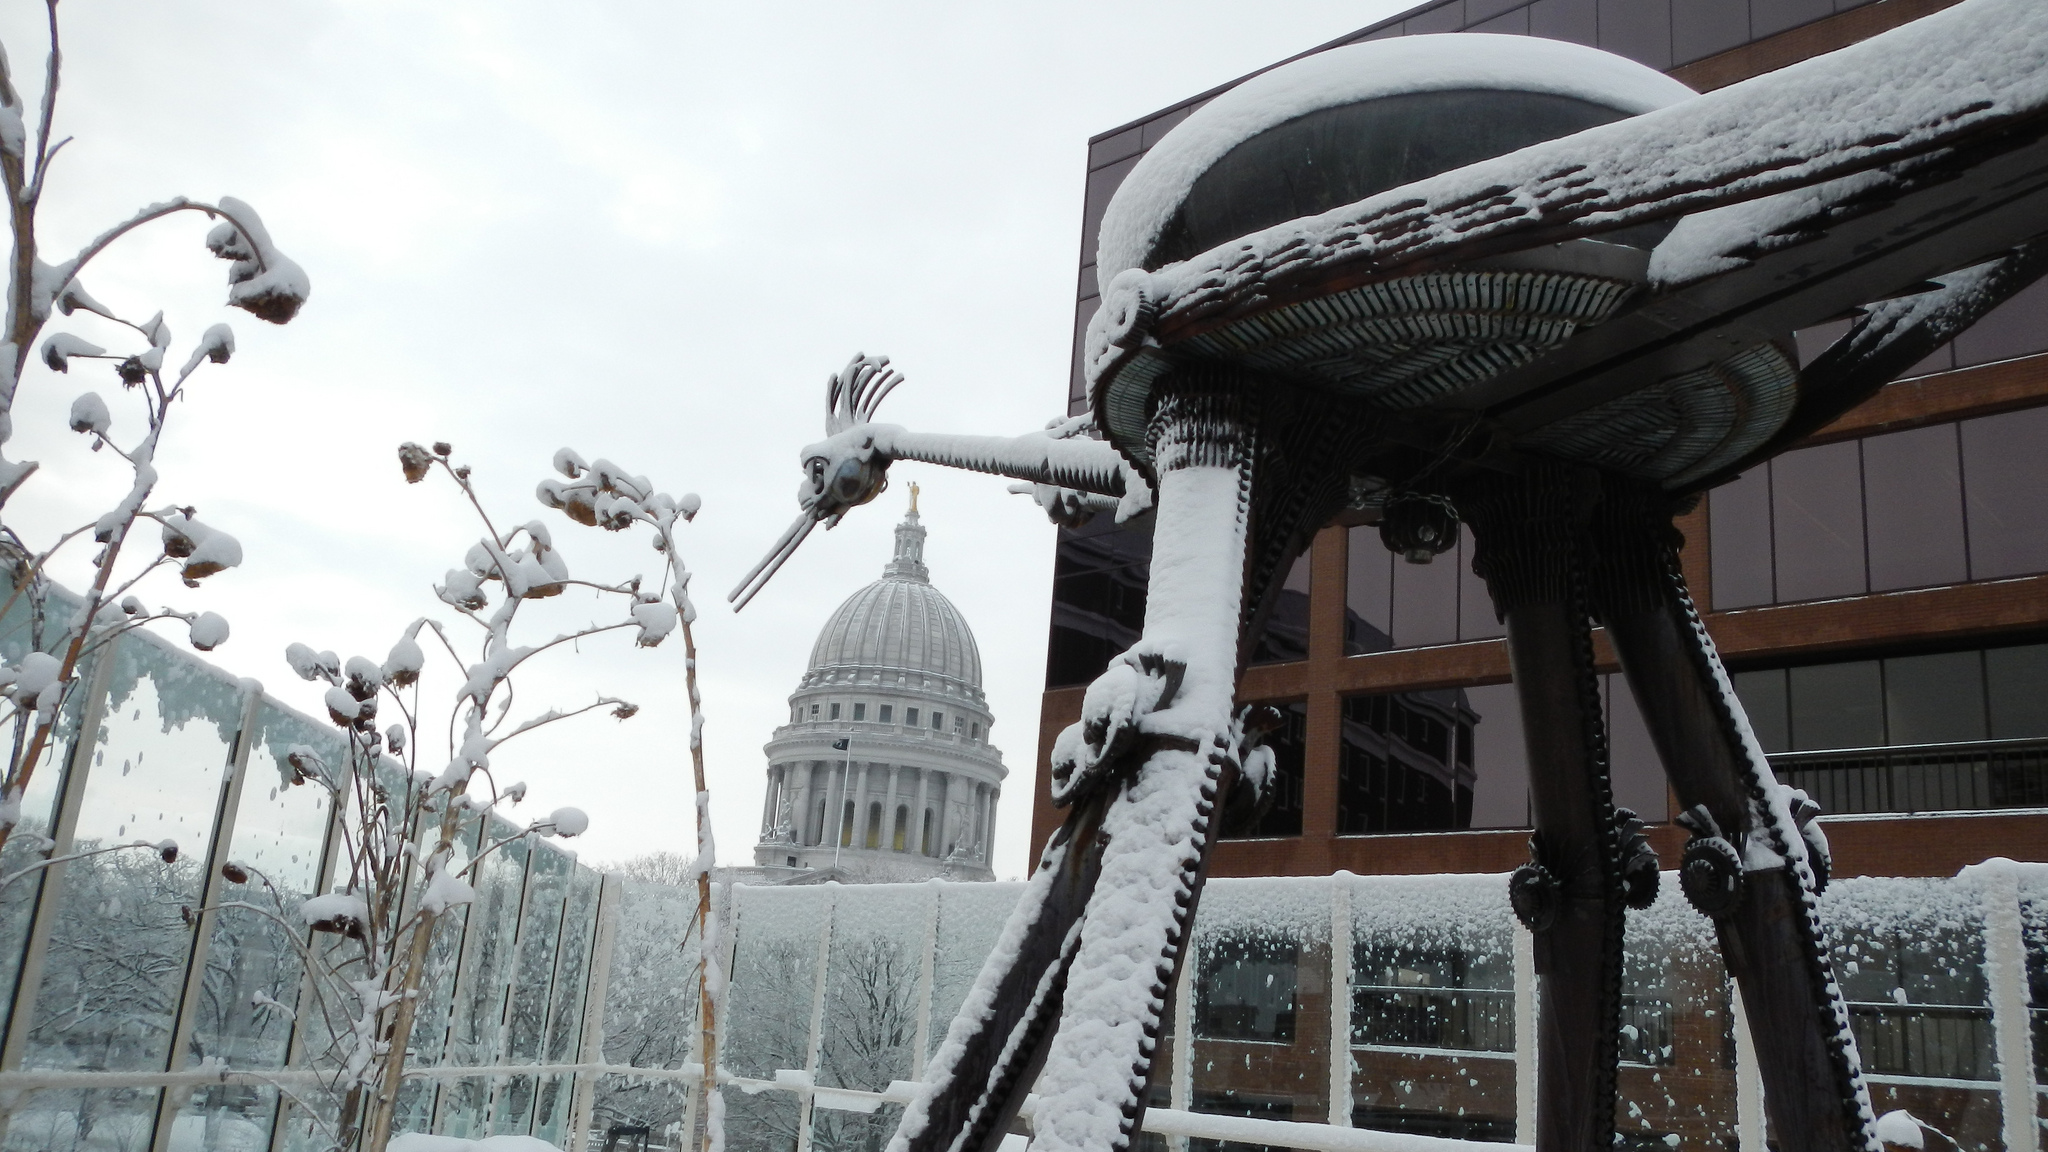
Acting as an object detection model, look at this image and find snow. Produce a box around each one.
[546,805,589,837]
[177,322,235,379]
[1086,0,2048,395]
[421,865,476,915]
[187,611,229,651]
[208,196,311,324]
[1097,33,1694,281]
[298,891,369,928]
[44,335,106,374]
[1874,1110,1926,1149]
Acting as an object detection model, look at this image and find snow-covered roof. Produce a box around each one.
[1097,34,1696,282]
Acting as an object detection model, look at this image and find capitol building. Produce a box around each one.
[750,490,1005,882]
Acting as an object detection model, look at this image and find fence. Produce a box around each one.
[0,611,2041,1152]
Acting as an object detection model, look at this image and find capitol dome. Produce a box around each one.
[752,489,1005,883]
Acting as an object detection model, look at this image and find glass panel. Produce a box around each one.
[1884,652,1987,746]
[1048,518,1152,689]
[1731,669,1790,753]
[594,1074,690,1152]
[1771,441,1867,603]
[0,654,82,1054]
[1347,873,1515,1139]
[1986,642,2048,739]
[167,1083,278,1151]
[1391,532,1461,648]
[1614,887,1735,1150]
[928,883,1023,1064]
[443,823,530,1097]
[1708,468,1775,609]
[1952,275,2048,367]
[23,634,241,1073]
[597,878,699,1139]
[0,1086,164,1152]
[1224,701,1305,838]
[1789,660,1883,752]
[1606,675,1667,823]
[494,840,572,1134]
[545,866,602,1063]
[1250,551,1312,666]
[1465,683,1529,830]
[1346,527,1394,656]
[1194,879,1330,1140]
[1823,878,2001,1152]
[1337,691,1474,834]
[1863,424,1967,592]
[814,885,925,1152]
[1457,536,1504,641]
[1962,405,2048,579]
[725,885,833,1152]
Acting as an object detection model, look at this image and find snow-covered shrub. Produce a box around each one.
[0,9,306,888]
[205,445,714,1152]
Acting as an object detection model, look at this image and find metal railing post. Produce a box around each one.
[1976,861,2038,1152]
[1328,875,1351,1128]
[1511,922,1536,1143]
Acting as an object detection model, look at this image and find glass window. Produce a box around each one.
[970,722,980,741]
[810,703,819,717]
[1338,690,1474,833]
[1985,643,2048,738]
[1709,467,1774,609]
[1346,526,1394,656]
[1789,660,1883,751]
[815,886,924,1152]
[1731,668,1790,753]
[905,708,919,727]
[1962,406,2048,579]
[1250,550,1312,665]
[931,711,943,731]
[1863,424,1967,592]
[1225,702,1306,838]
[1465,683,1530,829]
[1596,0,1672,69]
[1392,533,1461,649]
[1884,651,1987,746]
[1772,440,1867,603]
[1672,0,1749,64]
[1048,517,1152,688]
[830,703,841,720]
[853,703,866,721]
[23,635,241,1075]
[878,705,893,724]
[1196,935,1299,1042]
[1952,274,2048,367]
[1604,675,1667,823]
[722,885,830,1152]
[1353,940,1513,1053]
[928,883,1022,1064]
[1457,540,1504,641]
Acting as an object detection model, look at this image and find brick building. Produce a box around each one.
[1033,2,2048,1147]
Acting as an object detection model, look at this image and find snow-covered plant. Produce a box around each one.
[0,7,307,877]
[204,444,713,1152]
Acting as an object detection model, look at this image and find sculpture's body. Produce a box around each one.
[733,3,2048,1151]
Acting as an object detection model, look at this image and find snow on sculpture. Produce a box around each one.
[734,5,2048,1152]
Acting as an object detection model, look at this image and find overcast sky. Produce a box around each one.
[0,0,1411,879]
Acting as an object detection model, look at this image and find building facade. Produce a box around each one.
[754,495,1006,882]
[1035,2,2048,1148]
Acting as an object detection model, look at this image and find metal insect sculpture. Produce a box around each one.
[732,4,2048,1152]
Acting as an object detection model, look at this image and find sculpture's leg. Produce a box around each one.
[1461,470,1627,1152]
[1589,480,1879,1152]
[892,370,1258,1152]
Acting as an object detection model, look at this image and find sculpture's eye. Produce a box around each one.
[807,458,827,488]
[831,457,867,501]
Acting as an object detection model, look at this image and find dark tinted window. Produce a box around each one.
[1863,424,1966,592]
[1884,651,1986,746]
[1771,440,1866,603]
[1709,466,1774,609]
[1346,528,1394,656]
[1605,674,1667,822]
[1392,541,1461,648]
[1339,688,1482,833]
[1789,660,1882,751]
[1963,406,2048,579]
[1731,668,1790,753]
[1250,551,1312,666]
[1986,643,2048,739]
[1047,517,1151,688]
[1953,275,2048,368]
[1224,701,1305,839]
